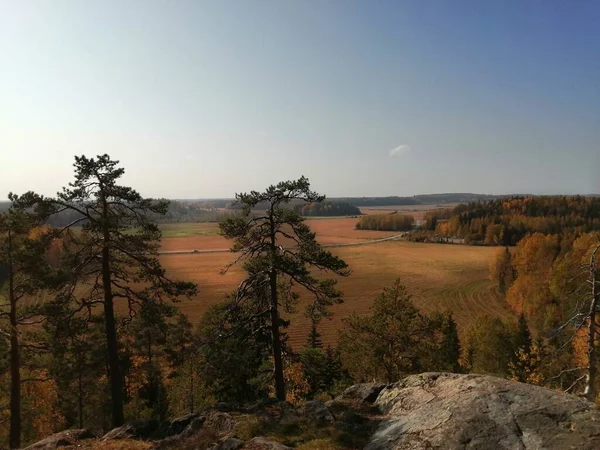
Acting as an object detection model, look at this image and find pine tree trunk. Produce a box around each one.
[103,242,124,426]
[585,248,599,401]
[8,230,21,450]
[270,268,285,401]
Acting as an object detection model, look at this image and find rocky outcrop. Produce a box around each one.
[23,372,600,450]
[23,429,95,450]
[367,372,600,450]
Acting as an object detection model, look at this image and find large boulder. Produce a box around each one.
[23,429,95,450]
[367,372,600,450]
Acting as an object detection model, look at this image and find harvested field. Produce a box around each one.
[158,218,396,252]
[360,204,457,220]
[160,218,514,349]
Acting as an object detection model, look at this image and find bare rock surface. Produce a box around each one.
[367,372,600,450]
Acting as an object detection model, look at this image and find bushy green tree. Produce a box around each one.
[429,311,462,373]
[196,300,281,403]
[42,301,108,431]
[461,315,514,376]
[298,345,346,398]
[339,279,432,382]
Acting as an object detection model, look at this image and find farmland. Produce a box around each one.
[159,217,513,348]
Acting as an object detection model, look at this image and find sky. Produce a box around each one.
[1,0,599,199]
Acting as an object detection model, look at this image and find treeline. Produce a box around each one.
[333,196,419,207]
[293,201,361,217]
[333,193,501,207]
[355,213,414,231]
[42,199,232,227]
[432,196,600,245]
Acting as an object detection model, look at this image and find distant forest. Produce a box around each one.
[293,201,361,217]
[222,193,509,210]
[28,200,233,227]
[426,196,600,245]
[355,213,415,231]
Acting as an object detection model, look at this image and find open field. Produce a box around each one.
[158,219,397,251]
[360,204,457,220]
[159,217,514,348]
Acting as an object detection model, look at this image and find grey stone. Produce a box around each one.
[366,372,600,450]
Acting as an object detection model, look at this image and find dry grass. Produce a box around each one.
[160,218,514,348]
[360,204,457,220]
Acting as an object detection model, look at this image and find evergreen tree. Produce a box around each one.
[461,316,514,376]
[0,196,58,449]
[127,300,174,421]
[42,302,107,431]
[339,279,432,382]
[25,154,197,427]
[196,300,280,403]
[306,321,323,349]
[219,177,349,400]
[430,311,462,373]
[514,312,532,355]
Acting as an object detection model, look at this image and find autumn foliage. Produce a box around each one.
[435,196,600,245]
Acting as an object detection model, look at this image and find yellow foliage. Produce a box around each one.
[283,361,310,405]
[267,358,310,405]
[508,344,545,386]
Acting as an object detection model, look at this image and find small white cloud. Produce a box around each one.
[389,144,411,157]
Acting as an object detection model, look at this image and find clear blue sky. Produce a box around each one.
[1,1,599,199]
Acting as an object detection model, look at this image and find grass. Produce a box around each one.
[159,216,515,349]
[159,223,221,238]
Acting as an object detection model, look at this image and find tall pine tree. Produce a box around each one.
[26,154,197,427]
[219,177,349,400]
